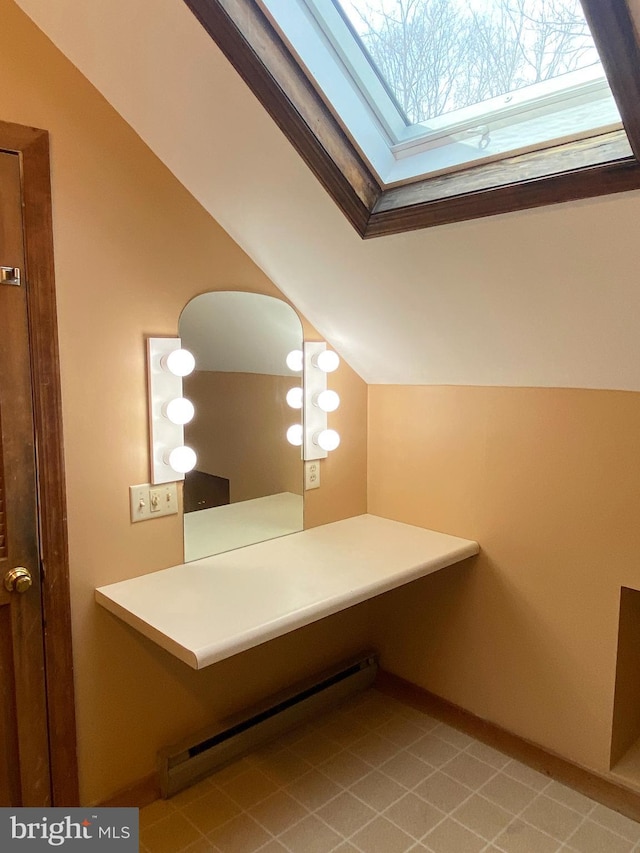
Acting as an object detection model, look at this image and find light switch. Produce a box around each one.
[151,484,178,516]
[129,485,151,523]
[130,483,179,522]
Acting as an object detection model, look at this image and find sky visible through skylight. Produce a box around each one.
[334,0,602,124]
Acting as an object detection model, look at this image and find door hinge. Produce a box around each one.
[0,266,21,286]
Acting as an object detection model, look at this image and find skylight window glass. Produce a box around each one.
[335,0,604,126]
[259,0,626,184]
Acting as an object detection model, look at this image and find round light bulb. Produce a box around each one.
[314,350,340,373]
[286,387,303,409]
[286,349,303,372]
[315,429,340,451]
[315,389,340,413]
[163,348,195,377]
[166,445,197,473]
[163,397,195,425]
[286,424,303,446]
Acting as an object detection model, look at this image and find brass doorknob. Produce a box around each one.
[4,567,33,594]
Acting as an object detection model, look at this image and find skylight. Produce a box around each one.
[337,0,603,124]
[184,0,640,235]
[260,0,625,184]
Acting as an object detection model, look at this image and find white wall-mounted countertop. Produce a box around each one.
[95,514,479,669]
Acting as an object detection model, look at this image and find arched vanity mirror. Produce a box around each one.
[179,292,304,560]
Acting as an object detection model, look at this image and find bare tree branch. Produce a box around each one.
[346,0,597,123]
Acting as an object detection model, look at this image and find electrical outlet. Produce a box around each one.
[129,483,179,522]
[304,460,321,490]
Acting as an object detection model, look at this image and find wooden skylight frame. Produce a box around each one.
[183,0,640,237]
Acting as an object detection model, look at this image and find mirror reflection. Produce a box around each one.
[179,292,304,560]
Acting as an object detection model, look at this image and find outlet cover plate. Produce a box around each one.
[304,460,321,490]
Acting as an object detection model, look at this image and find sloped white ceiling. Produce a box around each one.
[14,0,640,389]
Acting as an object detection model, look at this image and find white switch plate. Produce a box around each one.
[304,460,321,490]
[130,483,178,522]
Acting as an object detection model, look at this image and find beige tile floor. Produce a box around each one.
[140,689,640,853]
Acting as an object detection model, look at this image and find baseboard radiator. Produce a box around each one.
[158,651,378,797]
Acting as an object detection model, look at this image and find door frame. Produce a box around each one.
[0,119,79,806]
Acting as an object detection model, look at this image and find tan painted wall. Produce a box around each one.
[184,371,303,503]
[368,385,640,777]
[2,0,368,804]
[9,0,638,805]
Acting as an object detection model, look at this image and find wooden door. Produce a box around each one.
[0,150,51,806]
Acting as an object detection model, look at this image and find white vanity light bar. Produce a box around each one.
[147,337,197,484]
[303,341,340,461]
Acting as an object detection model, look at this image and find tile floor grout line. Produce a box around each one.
[558,812,640,853]
[494,789,563,852]
[262,729,463,852]
[184,723,520,851]
[558,810,591,853]
[586,808,640,845]
[254,754,391,852]
[480,778,597,853]
[140,800,211,853]
[510,786,640,849]
[161,757,607,853]
[420,758,507,852]
[183,771,285,853]
[336,748,505,852]
[417,769,502,846]
[139,691,640,853]
[249,791,330,851]
[562,811,640,851]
